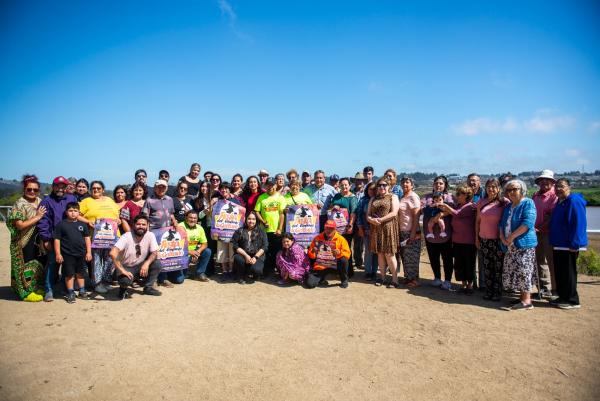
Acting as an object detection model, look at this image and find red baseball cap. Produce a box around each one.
[324,220,337,228]
[53,176,68,185]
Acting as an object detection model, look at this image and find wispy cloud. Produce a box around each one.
[452,110,575,136]
[588,120,600,134]
[523,110,575,133]
[216,0,253,43]
[490,71,514,87]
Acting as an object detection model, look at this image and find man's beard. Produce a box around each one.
[134,228,146,237]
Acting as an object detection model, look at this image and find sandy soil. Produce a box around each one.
[0,223,599,401]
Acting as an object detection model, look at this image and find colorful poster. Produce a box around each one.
[315,240,337,269]
[152,226,189,272]
[211,200,246,242]
[286,204,319,247]
[91,218,119,249]
[327,208,349,235]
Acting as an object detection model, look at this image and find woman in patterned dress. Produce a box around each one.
[499,179,538,310]
[276,232,311,285]
[397,176,422,288]
[8,174,47,302]
[367,177,401,288]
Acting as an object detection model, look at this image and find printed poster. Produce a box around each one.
[315,240,336,269]
[211,199,246,242]
[91,218,119,249]
[152,226,189,272]
[286,204,319,247]
[327,208,349,235]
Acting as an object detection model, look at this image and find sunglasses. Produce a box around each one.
[386,175,394,179]
[377,184,388,188]
[135,244,141,257]
[160,175,169,178]
[91,187,103,191]
[179,187,188,191]
[211,178,220,182]
[506,188,519,193]
[136,174,147,178]
[26,188,40,193]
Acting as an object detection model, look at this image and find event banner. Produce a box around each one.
[327,208,349,235]
[286,204,319,247]
[152,226,189,272]
[91,218,119,249]
[315,240,337,269]
[211,200,246,242]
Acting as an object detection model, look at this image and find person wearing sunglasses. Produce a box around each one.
[384,169,403,198]
[499,179,538,310]
[8,174,47,302]
[37,176,79,301]
[134,169,152,196]
[111,214,163,299]
[172,181,194,224]
[209,174,222,197]
[178,164,201,197]
[78,180,122,295]
[157,170,176,197]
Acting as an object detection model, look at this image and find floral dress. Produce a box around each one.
[502,207,538,292]
[276,242,311,283]
[8,197,45,299]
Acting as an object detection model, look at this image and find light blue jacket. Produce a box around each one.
[498,198,538,252]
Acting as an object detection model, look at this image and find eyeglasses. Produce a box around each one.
[556,185,568,190]
[506,188,519,193]
[136,174,147,178]
[26,188,40,193]
[179,187,188,191]
[259,174,268,177]
[135,244,141,257]
[91,187,102,191]
[377,184,388,188]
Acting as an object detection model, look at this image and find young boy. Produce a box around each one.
[424,191,447,239]
[52,202,92,303]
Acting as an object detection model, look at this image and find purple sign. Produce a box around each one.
[286,204,319,247]
[152,226,189,272]
[315,240,336,269]
[91,218,119,249]
[211,199,246,242]
[327,208,349,235]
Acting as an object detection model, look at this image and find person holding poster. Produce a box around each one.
[110,215,163,299]
[179,210,212,282]
[306,220,351,288]
[78,181,121,295]
[254,177,286,276]
[302,170,337,233]
[232,212,269,284]
[283,179,312,207]
[276,233,311,285]
[329,178,357,276]
[213,182,244,280]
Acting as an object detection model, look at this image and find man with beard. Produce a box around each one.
[110,214,162,300]
[37,176,79,301]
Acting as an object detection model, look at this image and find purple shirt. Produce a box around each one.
[531,187,558,233]
[451,202,476,244]
[141,195,175,229]
[421,193,457,243]
[37,192,79,243]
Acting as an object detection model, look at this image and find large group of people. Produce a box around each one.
[7,165,588,311]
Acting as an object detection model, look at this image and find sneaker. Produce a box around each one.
[549,297,563,305]
[238,278,246,285]
[511,302,534,310]
[67,292,76,304]
[430,278,443,287]
[104,284,115,291]
[221,271,228,281]
[439,232,447,237]
[440,280,451,290]
[43,291,54,302]
[193,274,210,282]
[340,280,349,289]
[509,299,522,305]
[157,280,174,288]
[426,233,435,239]
[318,280,329,286]
[95,284,108,294]
[143,288,162,296]
[78,291,90,300]
[556,303,580,309]
[277,278,291,285]
[118,288,127,300]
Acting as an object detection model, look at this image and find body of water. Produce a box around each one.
[586,206,600,231]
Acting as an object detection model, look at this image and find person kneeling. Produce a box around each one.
[179,210,212,282]
[306,220,352,289]
[110,215,162,299]
[231,211,268,284]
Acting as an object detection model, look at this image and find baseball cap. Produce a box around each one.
[154,179,168,187]
[329,174,339,181]
[265,177,276,185]
[302,170,310,176]
[324,220,337,228]
[53,176,68,185]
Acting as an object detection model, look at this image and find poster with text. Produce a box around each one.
[152,226,189,272]
[91,218,119,249]
[315,240,337,269]
[286,204,319,247]
[327,208,349,235]
[211,199,246,242]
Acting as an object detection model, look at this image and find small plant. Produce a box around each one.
[577,249,600,276]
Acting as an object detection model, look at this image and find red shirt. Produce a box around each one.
[532,187,558,233]
[241,190,266,216]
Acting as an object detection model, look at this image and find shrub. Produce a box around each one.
[577,249,600,276]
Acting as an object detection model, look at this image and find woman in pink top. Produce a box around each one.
[438,185,476,295]
[475,178,508,301]
[397,176,422,288]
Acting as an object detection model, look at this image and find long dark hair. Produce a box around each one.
[433,175,449,193]
[481,178,506,210]
[242,176,261,195]
[21,174,40,193]
[113,185,128,202]
[194,180,211,211]
[363,182,376,200]
[128,182,149,200]
[243,211,262,253]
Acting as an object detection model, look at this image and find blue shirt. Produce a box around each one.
[302,183,337,215]
[498,198,537,252]
[391,185,404,198]
[471,187,485,204]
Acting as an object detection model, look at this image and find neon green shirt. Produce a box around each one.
[254,192,286,233]
[284,192,313,206]
[178,221,207,252]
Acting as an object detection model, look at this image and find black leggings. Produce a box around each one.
[306,257,349,288]
[425,240,454,281]
[453,242,477,282]
[233,254,265,278]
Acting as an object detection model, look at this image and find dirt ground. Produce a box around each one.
[0,223,599,401]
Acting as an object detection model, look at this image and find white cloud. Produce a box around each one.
[452,117,499,136]
[452,111,575,136]
[564,149,580,157]
[502,117,519,132]
[588,120,600,134]
[524,115,575,133]
[217,0,237,26]
[405,164,416,170]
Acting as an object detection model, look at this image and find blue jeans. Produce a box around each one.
[363,235,379,274]
[158,248,212,283]
[189,248,212,276]
[45,249,66,293]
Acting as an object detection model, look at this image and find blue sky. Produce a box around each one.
[1,1,599,187]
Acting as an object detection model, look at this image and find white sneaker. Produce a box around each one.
[440,280,451,290]
[95,284,108,294]
[430,278,443,287]
[439,232,448,237]
[426,233,435,239]
[104,284,115,291]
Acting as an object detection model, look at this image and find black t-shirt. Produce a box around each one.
[178,176,201,197]
[51,220,90,257]
[173,195,194,223]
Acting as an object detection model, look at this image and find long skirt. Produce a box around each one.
[399,231,421,280]
[481,238,504,298]
[503,246,537,292]
[92,248,114,286]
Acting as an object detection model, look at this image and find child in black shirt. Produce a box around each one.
[52,202,92,303]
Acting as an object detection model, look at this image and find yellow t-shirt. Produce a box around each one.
[79,197,120,237]
[254,192,286,233]
[284,192,312,206]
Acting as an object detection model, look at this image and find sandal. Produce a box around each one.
[399,278,410,284]
[375,279,384,287]
[131,282,140,288]
[387,281,399,289]
[405,280,421,288]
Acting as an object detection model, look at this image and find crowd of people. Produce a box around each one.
[7,164,588,310]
